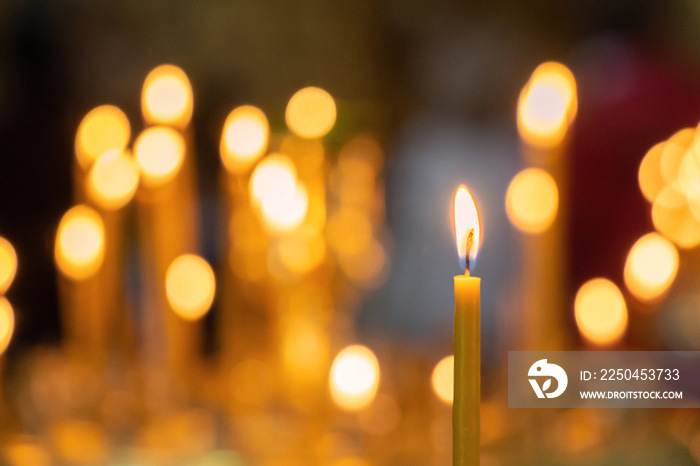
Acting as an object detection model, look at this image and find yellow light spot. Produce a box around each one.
[86,149,139,210]
[454,185,481,268]
[134,126,186,187]
[286,87,337,139]
[55,205,105,280]
[220,105,269,174]
[652,182,700,249]
[574,278,628,346]
[638,142,666,203]
[660,128,694,184]
[141,64,193,128]
[505,168,558,235]
[330,345,380,411]
[0,237,17,294]
[517,62,577,148]
[250,154,308,232]
[0,297,14,355]
[165,254,216,321]
[431,355,454,405]
[624,233,679,303]
[75,105,130,169]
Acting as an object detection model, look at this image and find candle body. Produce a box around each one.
[454,275,480,466]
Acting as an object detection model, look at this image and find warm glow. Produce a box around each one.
[86,149,139,210]
[55,205,105,280]
[3,441,51,466]
[517,62,577,148]
[282,320,329,381]
[250,154,308,231]
[330,345,380,411]
[659,128,694,184]
[134,126,186,187]
[286,87,337,139]
[431,355,454,405]
[220,105,269,174]
[624,233,679,302]
[278,234,326,274]
[75,105,131,169]
[505,168,558,234]
[638,142,666,203]
[141,64,193,128]
[0,297,14,355]
[575,278,628,346]
[0,236,17,294]
[165,254,216,321]
[454,185,480,273]
[652,182,700,249]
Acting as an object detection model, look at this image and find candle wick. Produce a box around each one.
[464,228,474,275]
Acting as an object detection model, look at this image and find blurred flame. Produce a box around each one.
[55,205,105,280]
[660,128,694,184]
[0,237,17,294]
[250,154,308,232]
[0,297,14,355]
[220,105,269,174]
[134,126,186,188]
[575,278,628,346]
[454,185,480,273]
[505,168,558,234]
[624,233,679,303]
[652,182,700,249]
[286,87,337,139]
[165,254,216,321]
[86,149,140,210]
[141,64,193,128]
[638,142,666,203]
[75,105,131,169]
[431,355,454,405]
[330,345,380,411]
[517,62,577,148]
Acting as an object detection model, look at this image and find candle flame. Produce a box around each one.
[454,185,480,274]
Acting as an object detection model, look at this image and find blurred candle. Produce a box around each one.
[0,237,18,295]
[624,233,679,303]
[141,64,193,129]
[515,62,577,350]
[138,65,202,386]
[134,126,186,188]
[55,205,109,361]
[74,105,131,170]
[329,345,379,411]
[220,105,269,174]
[286,87,336,139]
[575,278,628,346]
[453,185,481,466]
[165,254,216,321]
[432,355,455,405]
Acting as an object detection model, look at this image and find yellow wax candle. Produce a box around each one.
[453,186,481,466]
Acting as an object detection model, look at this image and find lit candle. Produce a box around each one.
[453,185,481,466]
